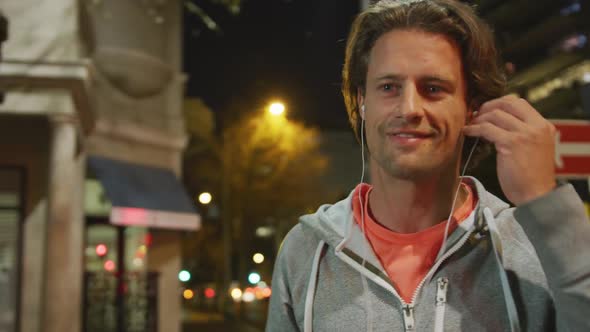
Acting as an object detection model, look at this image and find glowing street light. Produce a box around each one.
[242,290,255,302]
[230,287,243,301]
[268,102,285,116]
[204,287,216,299]
[252,253,265,264]
[178,270,191,282]
[198,192,212,205]
[248,272,261,284]
[183,289,194,300]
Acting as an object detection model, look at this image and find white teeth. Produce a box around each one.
[396,133,417,138]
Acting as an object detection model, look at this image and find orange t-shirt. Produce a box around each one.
[352,182,476,303]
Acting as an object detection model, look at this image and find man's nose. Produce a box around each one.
[397,83,423,120]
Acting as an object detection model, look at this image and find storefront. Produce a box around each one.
[83,156,200,332]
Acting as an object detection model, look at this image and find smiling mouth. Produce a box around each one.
[390,131,434,139]
[392,133,430,138]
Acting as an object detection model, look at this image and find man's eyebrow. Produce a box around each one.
[374,74,455,85]
[421,75,456,87]
[374,74,405,81]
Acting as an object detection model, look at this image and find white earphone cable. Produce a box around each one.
[436,136,480,262]
[358,108,374,332]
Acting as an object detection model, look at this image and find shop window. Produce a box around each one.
[84,223,158,332]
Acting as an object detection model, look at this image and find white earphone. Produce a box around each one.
[357,102,373,331]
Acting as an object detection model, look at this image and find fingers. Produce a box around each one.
[479,95,542,124]
[463,122,511,147]
[471,108,526,133]
[474,95,556,143]
[466,96,525,145]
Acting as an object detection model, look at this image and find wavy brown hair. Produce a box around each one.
[342,0,506,169]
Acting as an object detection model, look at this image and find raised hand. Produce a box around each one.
[463,95,557,205]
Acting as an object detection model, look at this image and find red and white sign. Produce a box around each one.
[551,120,590,178]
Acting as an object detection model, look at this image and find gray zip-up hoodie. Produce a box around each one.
[266,177,590,331]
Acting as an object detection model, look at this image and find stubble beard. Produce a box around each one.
[373,149,436,180]
[371,134,461,182]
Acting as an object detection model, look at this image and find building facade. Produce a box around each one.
[0,1,199,332]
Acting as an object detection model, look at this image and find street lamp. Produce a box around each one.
[198,192,212,205]
[248,272,261,284]
[230,287,242,302]
[252,253,264,264]
[178,270,191,282]
[268,102,285,116]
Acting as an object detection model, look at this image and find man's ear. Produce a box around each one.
[466,110,475,124]
[467,102,479,124]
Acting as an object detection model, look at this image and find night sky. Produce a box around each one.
[183,0,588,130]
[183,0,360,130]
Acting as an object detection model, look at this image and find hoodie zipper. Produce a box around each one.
[434,277,449,332]
[409,227,474,301]
[398,228,475,331]
[336,224,476,331]
[402,304,416,331]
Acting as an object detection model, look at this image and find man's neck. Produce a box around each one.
[367,165,467,234]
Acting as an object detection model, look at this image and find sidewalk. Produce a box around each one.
[183,310,263,332]
[183,320,262,332]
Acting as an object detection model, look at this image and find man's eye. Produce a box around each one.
[380,83,396,92]
[426,85,443,94]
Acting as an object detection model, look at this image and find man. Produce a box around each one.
[266,0,590,331]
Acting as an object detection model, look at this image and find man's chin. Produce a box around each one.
[379,161,438,180]
[388,167,434,180]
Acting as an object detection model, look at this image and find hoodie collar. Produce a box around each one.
[299,176,509,263]
[300,193,384,270]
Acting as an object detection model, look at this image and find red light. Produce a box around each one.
[204,288,216,299]
[96,244,108,257]
[262,287,272,298]
[144,232,153,246]
[104,260,115,272]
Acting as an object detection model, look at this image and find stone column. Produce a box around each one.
[44,113,85,332]
[148,231,182,332]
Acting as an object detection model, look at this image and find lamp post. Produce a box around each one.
[221,100,289,318]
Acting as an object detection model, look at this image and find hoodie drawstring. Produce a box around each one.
[484,207,522,332]
[304,240,326,332]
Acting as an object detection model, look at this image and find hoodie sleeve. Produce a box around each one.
[514,183,590,331]
[266,225,304,332]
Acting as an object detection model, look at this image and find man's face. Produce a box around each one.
[360,29,470,180]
